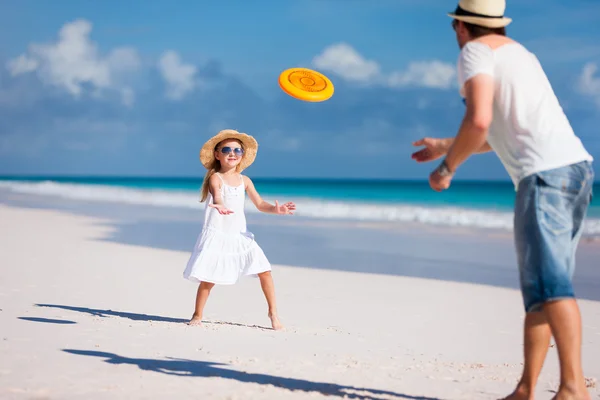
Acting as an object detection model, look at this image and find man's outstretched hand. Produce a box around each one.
[411,138,451,163]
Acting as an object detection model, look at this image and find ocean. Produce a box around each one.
[1,176,599,236]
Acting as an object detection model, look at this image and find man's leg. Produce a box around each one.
[503,174,550,400]
[508,300,589,400]
[505,311,552,400]
[545,163,594,399]
[512,163,594,400]
[543,299,589,399]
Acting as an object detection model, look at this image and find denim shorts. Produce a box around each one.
[514,160,594,313]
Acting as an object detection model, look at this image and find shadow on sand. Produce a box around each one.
[18,316,77,324]
[35,303,272,330]
[63,349,446,400]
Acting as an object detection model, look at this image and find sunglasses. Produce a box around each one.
[219,146,244,157]
[452,19,458,31]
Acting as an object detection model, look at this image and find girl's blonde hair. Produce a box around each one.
[199,158,220,203]
[199,139,244,203]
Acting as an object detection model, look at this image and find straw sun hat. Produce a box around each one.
[199,129,258,171]
[448,0,512,29]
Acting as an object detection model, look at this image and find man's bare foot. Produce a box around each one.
[269,313,283,331]
[188,314,203,326]
[499,384,533,400]
[551,384,591,400]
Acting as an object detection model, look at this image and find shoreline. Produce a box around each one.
[2,190,600,297]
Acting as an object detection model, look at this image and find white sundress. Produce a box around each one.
[183,173,272,284]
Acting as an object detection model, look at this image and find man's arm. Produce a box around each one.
[411,136,491,164]
[443,73,495,172]
[443,137,492,154]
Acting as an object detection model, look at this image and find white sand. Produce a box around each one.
[0,203,598,399]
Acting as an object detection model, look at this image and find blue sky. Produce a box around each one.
[0,0,599,180]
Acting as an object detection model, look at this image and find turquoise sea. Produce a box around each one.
[1,176,599,235]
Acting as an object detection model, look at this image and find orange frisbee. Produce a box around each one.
[278,67,334,102]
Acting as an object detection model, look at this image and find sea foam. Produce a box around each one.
[2,180,599,236]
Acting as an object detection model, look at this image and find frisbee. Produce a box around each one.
[278,68,334,102]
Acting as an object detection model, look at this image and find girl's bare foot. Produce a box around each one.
[188,314,203,326]
[269,313,283,330]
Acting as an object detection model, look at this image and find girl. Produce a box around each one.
[183,129,296,330]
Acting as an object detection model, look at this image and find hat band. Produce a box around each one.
[454,5,504,19]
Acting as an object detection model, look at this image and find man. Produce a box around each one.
[411,1,594,399]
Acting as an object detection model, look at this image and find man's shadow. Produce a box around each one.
[63,349,445,400]
[35,303,271,330]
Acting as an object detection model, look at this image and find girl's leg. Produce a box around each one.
[258,271,283,330]
[189,281,215,325]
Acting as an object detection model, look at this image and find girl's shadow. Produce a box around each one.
[63,349,446,400]
[34,303,271,330]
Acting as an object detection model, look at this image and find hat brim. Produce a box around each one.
[448,13,512,28]
[199,129,258,172]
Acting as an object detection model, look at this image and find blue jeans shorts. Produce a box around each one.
[514,161,594,313]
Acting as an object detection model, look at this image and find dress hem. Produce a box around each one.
[183,268,271,285]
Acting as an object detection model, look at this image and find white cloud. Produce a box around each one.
[5,19,140,106]
[157,50,198,101]
[313,43,455,90]
[578,62,600,108]
[6,55,39,75]
[388,61,456,90]
[312,43,381,83]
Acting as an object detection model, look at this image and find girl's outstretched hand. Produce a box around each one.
[209,203,234,215]
[274,200,296,215]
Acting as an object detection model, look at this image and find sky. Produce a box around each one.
[0,0,599,180]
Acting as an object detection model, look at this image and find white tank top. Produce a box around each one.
[457,41,593,188]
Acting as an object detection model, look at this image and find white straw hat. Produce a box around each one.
[199,129,258,172]
[448,0,512,28]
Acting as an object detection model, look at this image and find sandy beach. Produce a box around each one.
[1,195,599,399]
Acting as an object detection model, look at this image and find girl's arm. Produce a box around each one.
[244,176,295,215]
[208,174,233,214]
